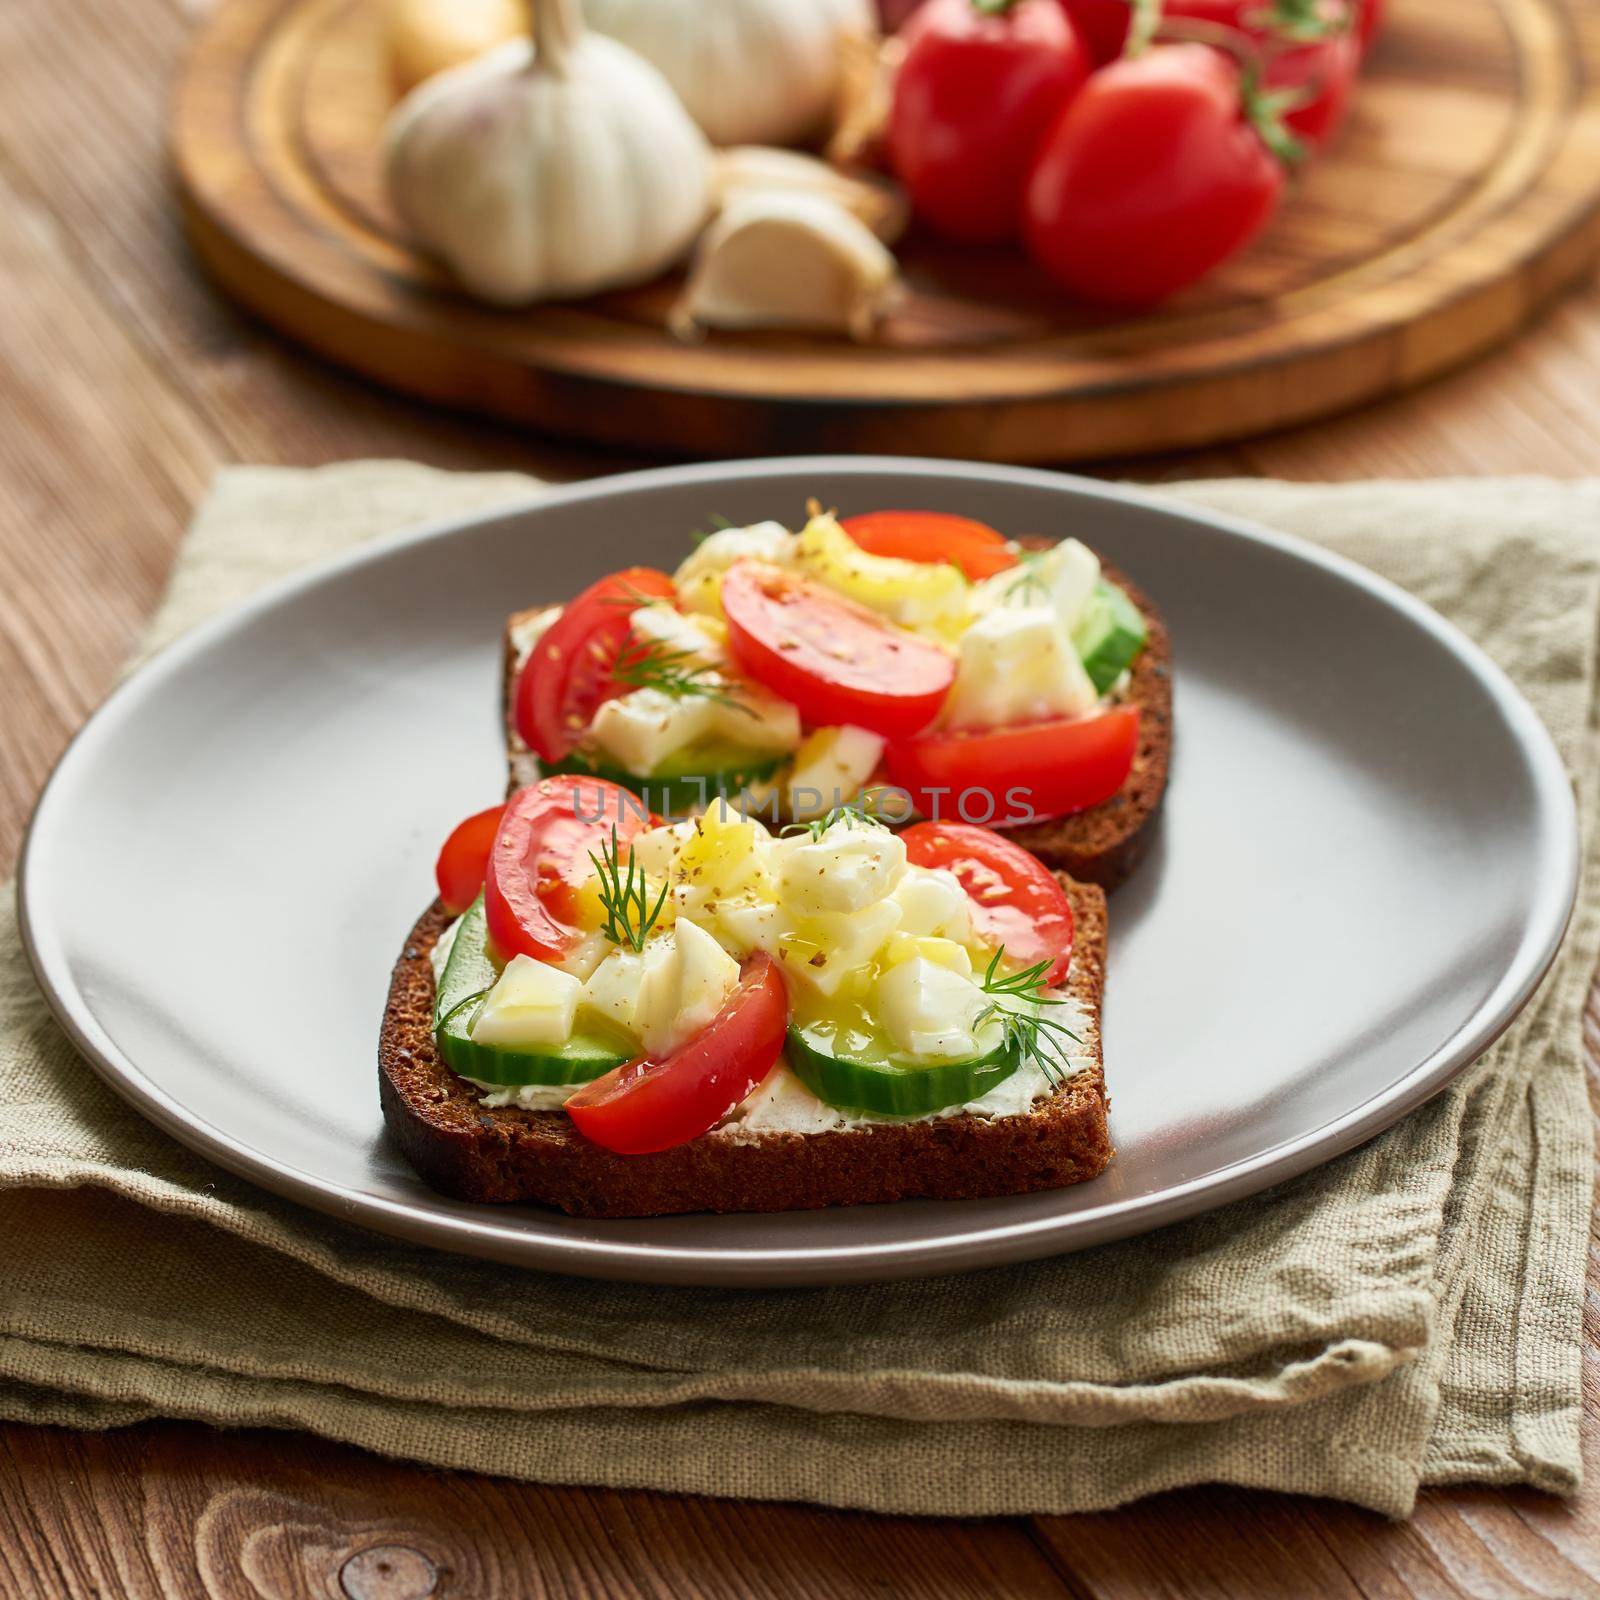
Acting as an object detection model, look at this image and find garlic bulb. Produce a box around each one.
[714,147,908,243]
[581,0,877,148]
[389,0,528,92]
[671,192,902,342]
[385,0,713,305]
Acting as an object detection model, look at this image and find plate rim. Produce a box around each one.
[16,456,1582,1286]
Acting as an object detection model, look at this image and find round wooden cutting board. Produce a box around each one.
[174,0,1600,462]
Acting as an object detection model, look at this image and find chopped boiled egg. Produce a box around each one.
[778,898,903,998]
[775,821,907,915]
[579,921,739,1056]
[549,928,613,982]
[674,521,795,615]
[942,605,1098,731]
[629,820,697,878]
[628,604,728,666]
[589,688,719,774]
[711,680,802,751]
[633,918,740,1055]
[673,798,776,905]
[971,538,1100,633]
[784,725,886,821]
[579,947,644,1038]
[472,955,581,1051]
[881,933,972,979]
[792,511,969,632]
[873,956,986,1060]
[891,865,974,943]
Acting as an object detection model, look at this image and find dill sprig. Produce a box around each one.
[689,512,735,545]
[588,826,671,953]
[974,948,1081,1089]
[997,549,1052,607]
[780,797,888,842]
[611,639,757,718]
[437,986,491,1032]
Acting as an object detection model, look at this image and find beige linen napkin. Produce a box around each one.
[0,463,1592,1518]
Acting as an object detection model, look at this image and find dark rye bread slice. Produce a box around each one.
[500,552,1171,892]
[378,878,1111,1217]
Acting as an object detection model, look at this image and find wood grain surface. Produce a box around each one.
[170,0,1600,462]
[2,0,1598,1595]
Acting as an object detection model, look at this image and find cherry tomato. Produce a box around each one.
[721,561,955,740]
[1357,0,1384,50]
[1056,0,1358,146]
[1215,0,1358,147]
[840,511,1018,581]
[1023,44,1285,308]
[1056,0,1133,63]
[514,567,676,764]
[566,954,788,1154]
[434,803,506,915]
[903,821,1075,984]
[484,776,651,964]
[889,0,1090,243]
[886,705,1139,826]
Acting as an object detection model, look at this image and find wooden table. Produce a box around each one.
[2,3,1597,1595]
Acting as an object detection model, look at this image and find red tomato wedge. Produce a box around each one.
[566,954,788,1155]
[721,561,955,739]
[886,706,1139,826]
[514,566,676,763]
[840,511,1019,581]
[902,821,1074,985]
[484,776,651,963]
[435,803,506,915]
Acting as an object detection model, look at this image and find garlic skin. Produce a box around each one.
[671,192,903,342]
[385,0,713,305]
[713,147,908,244]
[581,0,876,148]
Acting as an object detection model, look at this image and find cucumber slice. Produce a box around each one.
[545,744,786,819]
[433,897,630,1087]
[1074,580,1148,695]
[785,1022,1023,1118]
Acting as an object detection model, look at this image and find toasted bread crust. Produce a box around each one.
[379,881,1111,1218]
[500,552,1170,891]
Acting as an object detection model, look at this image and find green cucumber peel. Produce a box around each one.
[784,1023,1024,1118]
[1073,579,1148,695]
[544,747,786,820]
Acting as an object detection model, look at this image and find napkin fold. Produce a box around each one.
[1,462,1593,1518]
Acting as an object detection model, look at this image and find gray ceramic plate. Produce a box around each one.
[19,459,1579,1286]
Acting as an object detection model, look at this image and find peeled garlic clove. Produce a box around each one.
[670,192,903,343]
[389,0,528,92]
[712,147,908,245]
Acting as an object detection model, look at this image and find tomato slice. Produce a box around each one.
[435,803,506,915]
[885,707,1139,827]
[840,511,1019,582]
[566,953,788,1155]
[721,561,955,739]
[514,567,677,763]
[902,821,1074,985]
[484,776,652,963]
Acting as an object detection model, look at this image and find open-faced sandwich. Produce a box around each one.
[503,507,1170,888]
[381,787,1109,1215]
[382,505,1169,1216]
